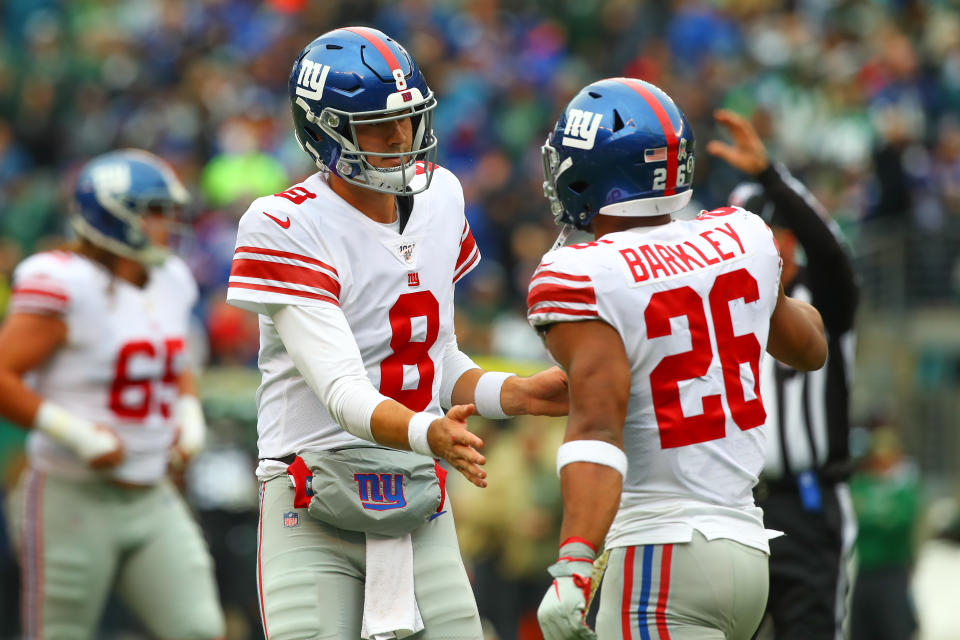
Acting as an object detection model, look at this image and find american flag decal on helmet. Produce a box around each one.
[644,147,667,163]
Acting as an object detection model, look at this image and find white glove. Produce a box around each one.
[34,401,121,462]
[537,540,597,640]
[172,395,206,460]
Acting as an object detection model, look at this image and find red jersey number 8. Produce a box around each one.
[380,291,440,412]
[646,268,766,449]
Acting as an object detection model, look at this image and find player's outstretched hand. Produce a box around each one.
[88,426,125,469]
[502,366,569,417]
[706,109,769,176]
[427,404,487,488]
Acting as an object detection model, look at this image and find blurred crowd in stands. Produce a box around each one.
[2,0,960,363]
[3,0,960,638]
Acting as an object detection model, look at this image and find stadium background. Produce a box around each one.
[1,0,960,638]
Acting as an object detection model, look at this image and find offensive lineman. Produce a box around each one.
[0,149,225,639]
[226,27,568,640]
[529,79,828,640]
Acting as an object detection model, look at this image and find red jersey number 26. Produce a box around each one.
[646,268,766,449]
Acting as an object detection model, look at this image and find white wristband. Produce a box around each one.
[474,371,515,419]
[34,401,118,462]
[174,395,206,456]
[556,440,628,477]
[408,412,438,457]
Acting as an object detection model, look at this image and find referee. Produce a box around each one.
[708,109,859,640]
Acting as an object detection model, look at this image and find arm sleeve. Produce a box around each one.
[438,333,481,409]
[757,163,858,333]
[270,304,391,443]
[227,198,341,315]
[526,250,599,328]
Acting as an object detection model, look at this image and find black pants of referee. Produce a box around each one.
[754,479,857,640]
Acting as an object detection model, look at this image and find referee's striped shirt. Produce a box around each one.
[735,163,859,482]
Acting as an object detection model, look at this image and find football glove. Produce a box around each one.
[537,539,597,640]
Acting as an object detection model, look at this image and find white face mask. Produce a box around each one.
[301,92,439,196]
[357,156,420,191]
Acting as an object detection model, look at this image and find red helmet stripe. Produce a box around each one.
[341,27,401,71]
[617,78,680,196]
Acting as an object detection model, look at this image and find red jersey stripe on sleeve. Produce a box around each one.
[9,297,68,316]
[11,287,69,303]
[227,282,340,306]
[527,283,597,308]
[453,248,480,284]
[531,269,592,283]
[528,306,599,318]
[230,259,341,299]
[456,224,478,269]
[234,246,339,277]
[10,282,70,314]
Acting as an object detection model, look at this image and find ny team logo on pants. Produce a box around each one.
[353,473,406,511]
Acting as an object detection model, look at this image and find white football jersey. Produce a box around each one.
[528,207,782,552]
[226,166,479,480]
[11,251,198,484]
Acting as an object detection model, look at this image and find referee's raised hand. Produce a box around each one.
[707,109,770,176]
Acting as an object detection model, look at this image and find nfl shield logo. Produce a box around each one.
[282,511,299,528]
[398,243,415,265]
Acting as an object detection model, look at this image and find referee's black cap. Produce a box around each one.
[729,182,788,228]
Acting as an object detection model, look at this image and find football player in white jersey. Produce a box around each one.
[529,79,829,640]
[225,27,568,640]
[0,149,225,639]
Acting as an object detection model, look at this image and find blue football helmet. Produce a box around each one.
[542,77,696,231]
[72,149,189,265]
[289,27,438,195]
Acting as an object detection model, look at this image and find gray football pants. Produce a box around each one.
[7,468,225,640]
[597,531,768,640]
[257,476,482,640]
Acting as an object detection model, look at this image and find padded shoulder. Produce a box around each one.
[526,247,600,327]
[228,194,342,315]
[9,251,91,316]
[157,254,199,308]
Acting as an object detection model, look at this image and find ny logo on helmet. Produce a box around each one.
[295,60,331,100]
[90,164,131,195]
[562,109,603,150]
[354,473,407,511]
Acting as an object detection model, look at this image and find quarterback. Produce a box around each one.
[0,149,224,639]
[530,79,828,640]
[226,27,567,640]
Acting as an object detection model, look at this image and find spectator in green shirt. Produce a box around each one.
[849,423,920,640]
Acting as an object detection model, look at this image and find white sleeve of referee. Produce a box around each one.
[270,304,390,442]
[438,332,481,410]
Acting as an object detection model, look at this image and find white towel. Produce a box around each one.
[360,533,424,640]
